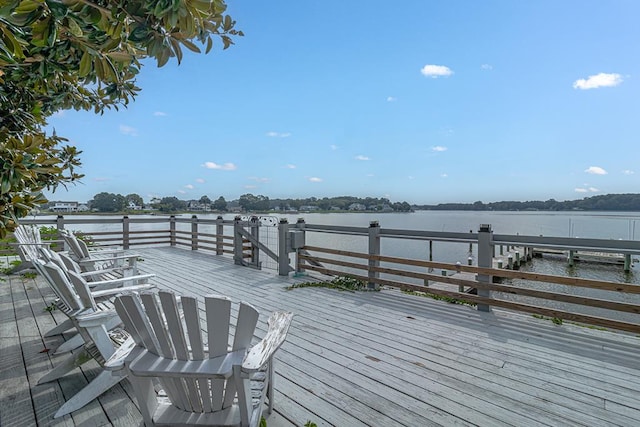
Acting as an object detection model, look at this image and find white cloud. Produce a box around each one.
[309,177,323,182]
[119,125,137,136]
[266,131,291,138]
[480,64,493,70]
[52,111,65,118]
[420,64,453,78]
[244,185,257,189]
[432,146,448,152]
[203,162,237,171]
[386,96,397,102]
[285,164,296,169]
[440,173,448,178]
[355,155,370,161]
[248,177,270,183]
[366,173,375,177]
[573,73,623,90]
[623,170,635,175]
[184,184,194,189]
[195,178,205,183]
[575,187,600,193]
[153,111,167,116]
[408,176,415,180]
[330,144,338,150]
[177,190,186,194]
[585,166,607,175]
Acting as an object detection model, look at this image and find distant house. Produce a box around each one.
[128,201,143,210]
[348,203,366,211]
[51,201,78,212]
[77,204,90,212]
[299,205,319,212]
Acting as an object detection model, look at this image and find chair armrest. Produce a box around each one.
[104,336,137,371]
[91,283,156,299]
[76,309,120,327]
[78,254,140,264]
[88,245,122,252]
[85,273,155,290]
[242,312,293,372]
[80,265,135,277]
[128,348,246,379]
[10,241,64,246]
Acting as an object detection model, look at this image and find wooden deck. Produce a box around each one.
[2,246,640,426]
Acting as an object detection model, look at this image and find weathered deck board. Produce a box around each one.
[2,246,640,426]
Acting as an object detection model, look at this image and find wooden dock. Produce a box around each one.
[2,246,640,426]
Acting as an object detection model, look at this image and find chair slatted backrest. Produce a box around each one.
[14,224,43,262]
[61,229,89,259]
[40,262,84,314]
[114,291,260,414]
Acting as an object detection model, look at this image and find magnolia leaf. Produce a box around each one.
[180,38,200,53]
[107,51,133,63]
[78,49,91,77]
[169,38,183,64]
[67,17,83,37]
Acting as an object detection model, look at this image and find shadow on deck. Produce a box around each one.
[1,246,640,426]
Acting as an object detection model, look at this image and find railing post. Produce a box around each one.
[278,218,290,276]
[216,216,224,255]
[476,224,493,312]
[169,215,176,247]
[191,215,198,251]
[56,215,66,251]
[624,253,632,272]
[368,221,381,290]
[250,216,260,268]
[123,215,130,249]
[295,218,306,274]
[233,216,244,265]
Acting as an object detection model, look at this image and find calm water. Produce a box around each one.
[34,210,640,322]
[36,210,640,276]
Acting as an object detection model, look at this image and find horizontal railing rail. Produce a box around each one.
[297,245,640,334]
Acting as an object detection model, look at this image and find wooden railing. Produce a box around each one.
[1,215,264,266]
[4,215,640,333]
[290,221,640,334]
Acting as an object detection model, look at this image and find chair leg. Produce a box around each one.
[54,370,124,418]
[267,360,274,414]
[53,333,85,354]
[44,318,74,337]
[37,348,92,385]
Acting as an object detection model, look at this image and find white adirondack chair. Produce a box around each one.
[60,229,140,274]
[11,224,64,272]
[46,248,142,289]
[111,290,293,427]
[37,261,149,418]
[36,247,155,354]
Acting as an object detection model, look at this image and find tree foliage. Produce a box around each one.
[0,0,241,236]
[90,191,124,211]
[212,195,226,211]
[239,193,270,212]
[125,193,143,208]
[155,196,186,212]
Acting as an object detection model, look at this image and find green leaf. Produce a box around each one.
[78,49,91,77]
[180,38,200,53]
[67,17,83,37]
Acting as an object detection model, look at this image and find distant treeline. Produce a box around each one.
[415,194,640,211]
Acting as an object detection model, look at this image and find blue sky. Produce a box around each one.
[45,0,640,205]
